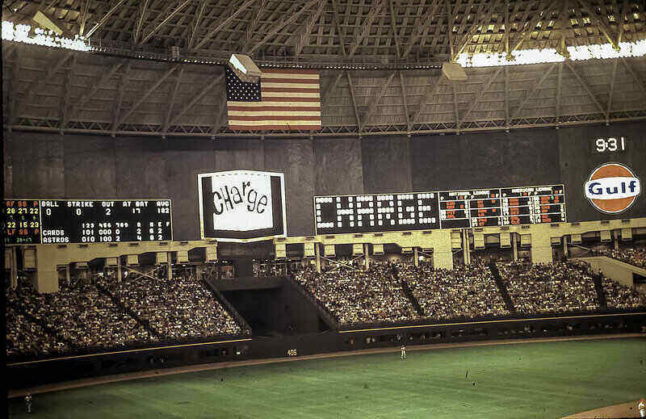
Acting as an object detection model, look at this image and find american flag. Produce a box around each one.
[225,66,321,131]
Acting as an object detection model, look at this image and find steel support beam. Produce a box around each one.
[556,62,563,123]
[410,75,443,125]
[346,71,362,129]
[15,52,74,123]
[575,0,619,49]
[163,67,184,133]
[460,67,503,124]
[509,0,559,54]
[452,81,460,133]
[606,59,618,122]
[248,1,318,55]
[79,0,92,37]
[322,73,344,104]
[402,0,442,59]
[348,0,386,57]
[69,60,126,120]
[389,0,402,59]
[85,0,129,38]
[511,63,557,118]
[60,55,76,131]
[453,0,494,59]
[360,72,396,131]
[140,0,193,45]
[187,0,207,49]
[192,0,256,51]
[621,58,646,98]
[294,0,326,56]
[331,0,347,56]
[399,71,411,132]
[118,65,178,126]
[565,61,606,115]
[168,73,224,127]
[112,63,130,136]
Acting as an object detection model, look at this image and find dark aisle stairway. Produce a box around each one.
[488,262,516,314]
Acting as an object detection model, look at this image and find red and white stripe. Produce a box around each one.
[227,69,321,131]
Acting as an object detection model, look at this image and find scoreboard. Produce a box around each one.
[3,200,41,244]
[314,185,566,235]
[3,199,172,245]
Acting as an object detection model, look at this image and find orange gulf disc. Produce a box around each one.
[588,163,635,213]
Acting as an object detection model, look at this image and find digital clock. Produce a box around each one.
[594,137,627,153]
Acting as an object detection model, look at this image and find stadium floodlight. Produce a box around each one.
[32,10,63,35]
[569,40,646,61]
[229,53,262,83]
[1,21,92,51]
[456,39,646,68]
[456,49,565,68]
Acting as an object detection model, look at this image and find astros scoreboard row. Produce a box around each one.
[3,199,172,245]
[314,184,566,235]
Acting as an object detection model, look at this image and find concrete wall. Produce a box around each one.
[576,256,646,288]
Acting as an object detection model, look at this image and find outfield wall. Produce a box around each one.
[5,121,646,239]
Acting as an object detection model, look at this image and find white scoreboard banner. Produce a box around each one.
[198,170,286,241]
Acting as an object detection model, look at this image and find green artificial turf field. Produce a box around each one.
[8,337,646,418]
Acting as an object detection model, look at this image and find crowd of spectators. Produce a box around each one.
[293,261,418,326]
[601,277,646,309]
[497,261,600,314]
[7,255,645,359]
[594,245,646,269]
[100,268,244,341]
[399,261,509,320]
[6,286,70,358]
[6,279,155,358]
[6,268,247,359]
[253,260,287,277]
[563,259,645,310]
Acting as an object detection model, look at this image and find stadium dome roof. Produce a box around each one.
[3,0,645,68]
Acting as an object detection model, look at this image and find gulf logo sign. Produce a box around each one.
[584,163,640,214]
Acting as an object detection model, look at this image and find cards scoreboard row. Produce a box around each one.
[3,199,172,245]
[314,185,566,235]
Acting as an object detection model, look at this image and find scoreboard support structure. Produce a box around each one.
[462,230,471,266]
[7,247,18,289]
[4,240,217,293]
[276,218,646,273]
[314,243,321,274]
[5,218,646,293]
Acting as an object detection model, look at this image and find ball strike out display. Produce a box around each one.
[3,199,172,244]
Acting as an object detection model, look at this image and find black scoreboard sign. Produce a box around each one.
[3,199,172,244]
[314,185,566,234]
[3,200,41,244]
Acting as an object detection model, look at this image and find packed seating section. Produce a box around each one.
[294,262,418,326]
[100,269,242,341]
[594,245,646,269]
[400,261,509,321]
[496,261,601,314]
[5,269,246,360]
[6,256,645,359]
[6,290,70,358]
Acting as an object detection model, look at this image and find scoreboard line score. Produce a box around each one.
[3,199,172,245]
[314,184,566,235]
